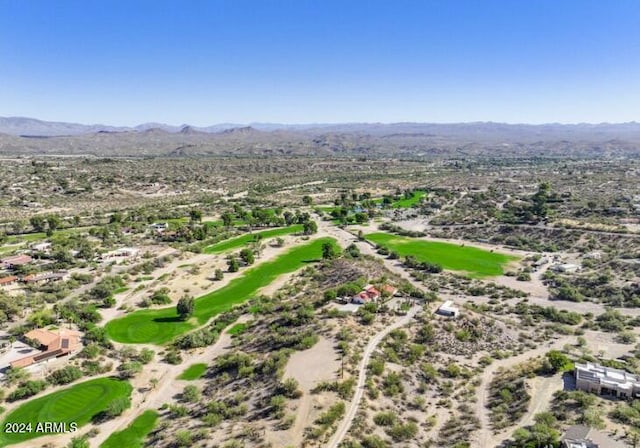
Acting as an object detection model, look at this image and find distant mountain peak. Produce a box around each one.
[179,125,204,134]
[220,126,259,135]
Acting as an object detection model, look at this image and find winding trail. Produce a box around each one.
[472,336,574,448]
[326,305,421,448]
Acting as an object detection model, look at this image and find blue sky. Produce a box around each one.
[1,0,639,126]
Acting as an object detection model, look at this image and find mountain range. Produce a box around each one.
[1,116,639,158]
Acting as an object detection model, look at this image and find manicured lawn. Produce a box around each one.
[0,377,132,447]
[5,232,46,244]
[100,410,158,448]
[106,237,336,344]
[5,226,96,245]
[0,244,21,255]
[392,190,426,208]
[202,224,303,254]
[366,232,518,278]
[178,363,208,381]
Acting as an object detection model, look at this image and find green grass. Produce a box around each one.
[113,287,129,294]
[178,363,208,381]
[0,377,132,447]
[227,322,247,335]
[106,237,336,344]
[5,232,46,244]
[392,190,426,208]
[5,226,95,245]
[202,224,303,254]
[366,232,518,278]
[100,410,158,448]
[0,244,21,255]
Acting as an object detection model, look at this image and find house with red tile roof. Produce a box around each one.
[1,254,33,269]
[22,271,68,285]
[0,275,18,287]
[381,284,399,297]
[352,285,381,304]
[10,328,82,369]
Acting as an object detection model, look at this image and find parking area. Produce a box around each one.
[0,340,41,375]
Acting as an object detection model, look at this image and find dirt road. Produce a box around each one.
[326,305,421,448]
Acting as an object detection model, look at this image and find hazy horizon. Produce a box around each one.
[4,115,640,129]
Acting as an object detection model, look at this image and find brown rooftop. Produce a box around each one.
[1,254,33,266]
[11,328,81,369]
[0,276,18,285]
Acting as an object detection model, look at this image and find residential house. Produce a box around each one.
[0,275,18,288]
[10,328,82,369]
[22,271,68,285]
[575,362,640,399]
[31,242,52,253]
[1,254,33,270]
[584,251,602,260]
[100,247,140,262]
[351,285,381,304]
[561,425,625,448]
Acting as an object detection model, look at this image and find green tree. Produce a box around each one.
[303,220,318,235]
[177,295,195,320]
[221,212,234,227]
[227,257,239,272]
[322,242,338,259]
[189,209,203,223]
[239,248,255,265]
[105,396,131,417]
[531,182,551,220]
[545,350,572,373]
[46,215,61,232]
[30,216,46,232]
[302,195,313,205]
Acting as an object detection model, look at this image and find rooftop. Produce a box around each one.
[1,254,33,266]
[576,362,640,389]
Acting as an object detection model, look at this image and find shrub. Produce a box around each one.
[373,411,397,426]
[47,366,83,385]
[7,380,48,401]
[105,396,131,418]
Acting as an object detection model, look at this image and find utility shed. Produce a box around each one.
[551,263,580,273]
[436,300,459,317]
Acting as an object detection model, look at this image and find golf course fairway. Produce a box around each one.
[106,237,336,344]
[100,410,158,448]
[202,224,303,254]
[366,232,518,278]
[0,377,132,447]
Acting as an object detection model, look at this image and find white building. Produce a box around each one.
[31,242,52,253]
[551,263,580,273]
[149,222,169,233]
[100,247,140,262]
[575,362,640,399]
[436,300,459,317]
[532,256,549,267]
